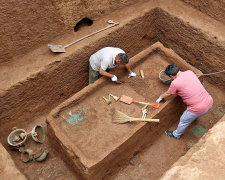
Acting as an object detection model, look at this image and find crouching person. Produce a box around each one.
[89,47,136,84]
[156,64,213,139]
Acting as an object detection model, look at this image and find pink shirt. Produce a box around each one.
[167,70,213,114]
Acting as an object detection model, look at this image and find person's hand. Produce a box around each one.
[156,96,164,103]
[111,75,118,82]
[128,72,136,78]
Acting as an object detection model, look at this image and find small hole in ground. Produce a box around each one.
[60,93,65,98]
[74,17,93,32]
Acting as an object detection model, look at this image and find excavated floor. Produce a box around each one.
[112,80,225,180]
[47,43,202,179]
[0,0,225,179]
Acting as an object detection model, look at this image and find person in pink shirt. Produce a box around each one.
[156,64,213,139]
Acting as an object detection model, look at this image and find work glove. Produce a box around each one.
[111,75,118,82]
[156,96,164,103]
[128,72,136,78]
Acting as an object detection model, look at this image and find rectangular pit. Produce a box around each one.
[0,8,158,127]
[2,1,225,130]
[47,42,202,179]
[1,1,225,179]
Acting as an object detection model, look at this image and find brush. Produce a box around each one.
[113,110,160,124]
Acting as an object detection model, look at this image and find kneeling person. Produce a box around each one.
[89,47,136,84]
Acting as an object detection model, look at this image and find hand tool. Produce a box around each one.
[48,20,119,53]
[141,104,148,119]
[119,95,160,108]
[113,110,160,124]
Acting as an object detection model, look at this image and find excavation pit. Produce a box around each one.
[1,0,225,179]
[47,43,202,179]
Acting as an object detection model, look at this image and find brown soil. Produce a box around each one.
[46,44,202,179]
[0,3,159,128]
[46,50,166,179]
[109,79,225,180]
[0,143,26,180]
[0,0,141,64]
[0,113,77,180]
[1,0,225,130]
[0,0,225,179]
[183,0,225,24]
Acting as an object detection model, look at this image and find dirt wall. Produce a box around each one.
[155,8,225,89]
[52,0,142,29]
[0,0,65,64]
[1,6,225,128]
[0,143,27,180]
[47,95,185,180]
[0,10,158,127]
[183,0,225,24]
[0,0,141,64]
[161,115,225,180]
[45,43,200,179]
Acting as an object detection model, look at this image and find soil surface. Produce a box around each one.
[1,0,225,134]
[0,0,141,64]
[0,114,76,180]
[111,79,225,180]
[161,115,225,180]
[47,45,203,179]
[0,143,26,180]
[1,0,225,179]
[183,0,225,24]
[1,77,223,180]
[51,53,169,166]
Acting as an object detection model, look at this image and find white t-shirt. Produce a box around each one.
[89,47,125,71]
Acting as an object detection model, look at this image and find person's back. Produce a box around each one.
[157,64,213,139]
[88,47,136,84]
[168,70,213,114]
[90,47,125,71]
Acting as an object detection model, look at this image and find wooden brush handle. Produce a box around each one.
[132,101,160,108]
[131,118,160,122]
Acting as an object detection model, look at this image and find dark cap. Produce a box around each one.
[165,64,179,76]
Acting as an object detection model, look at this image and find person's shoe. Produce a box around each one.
[165,130,178,139]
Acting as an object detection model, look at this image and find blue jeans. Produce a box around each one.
[173,105,212,138]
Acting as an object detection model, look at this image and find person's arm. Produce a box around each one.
[125,63,137,78]
[156,91,173,103]
[156,81,177,103]
[99,67,114,78]
[125,63,132,73]
[161,91,172,99]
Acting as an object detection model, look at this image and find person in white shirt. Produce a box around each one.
[89,47,136,84]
